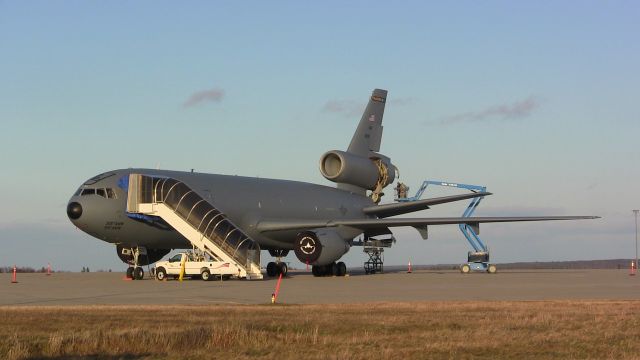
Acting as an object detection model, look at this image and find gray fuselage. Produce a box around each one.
[67,168,374,251]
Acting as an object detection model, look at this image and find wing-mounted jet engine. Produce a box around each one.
[294,229,350,276]
[319,150,396,203]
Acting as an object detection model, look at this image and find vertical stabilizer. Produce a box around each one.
[335,89,388,195]
[347,89,387,157]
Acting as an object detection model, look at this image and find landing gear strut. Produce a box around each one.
[266,250,289,277]
[312,262,347,277]
[123,246,146,280]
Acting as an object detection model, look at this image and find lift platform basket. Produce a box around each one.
[468,251,489,263]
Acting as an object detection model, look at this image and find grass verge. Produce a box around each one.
[0,301,639,359]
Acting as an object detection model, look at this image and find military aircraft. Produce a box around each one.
[66,89,597,279]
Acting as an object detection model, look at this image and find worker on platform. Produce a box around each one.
[396,182,408,199]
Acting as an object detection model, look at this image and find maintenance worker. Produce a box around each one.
[396,182,408,199]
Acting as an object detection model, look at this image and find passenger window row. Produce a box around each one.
[74,187,118,199]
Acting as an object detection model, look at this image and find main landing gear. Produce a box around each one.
[266,250,289,277]
[266,262,288,277]
[312,262,347,277]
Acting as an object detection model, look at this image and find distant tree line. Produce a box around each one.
[0,266,50,273]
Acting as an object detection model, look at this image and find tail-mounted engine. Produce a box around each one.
[319,150,396,203]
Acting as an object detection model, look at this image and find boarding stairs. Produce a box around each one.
[125,174,263,280]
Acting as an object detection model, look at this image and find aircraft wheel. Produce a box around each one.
[318,265,328,277]
[325,264,333,277]
[156,267,167,281]
[312,265,323,277]
[331,262,340,276]
[201,269,211,281]
[277,262,288,277]
[133,267,144,280]
[487,264,497,274]
[126,267,134,279]
[266,262,278,277]
[460,264,471,274]
[337,262,347,276]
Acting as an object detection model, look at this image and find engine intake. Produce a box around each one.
[294,229,350,266]
[319,150,396,192]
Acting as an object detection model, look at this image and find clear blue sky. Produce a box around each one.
[1,1,638,271]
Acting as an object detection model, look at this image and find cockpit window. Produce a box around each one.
[78,187,117,199]
[106,188,117,199]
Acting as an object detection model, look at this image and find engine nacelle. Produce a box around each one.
[319,150,396,191]
[294,229,350,266]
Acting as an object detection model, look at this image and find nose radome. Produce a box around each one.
[67,202,83,220]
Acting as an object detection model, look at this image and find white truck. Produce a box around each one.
[154,252,241,281]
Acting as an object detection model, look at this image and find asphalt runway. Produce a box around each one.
[1,269,639,306]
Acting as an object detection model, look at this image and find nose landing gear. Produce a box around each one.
[126,266,145,280]
[121,246,147,280]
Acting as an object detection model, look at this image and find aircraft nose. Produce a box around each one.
[67,202,83,220]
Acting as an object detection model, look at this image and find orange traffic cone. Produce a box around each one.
[11,265,18,283]
[407,260,412,273]
[630,261,636,276]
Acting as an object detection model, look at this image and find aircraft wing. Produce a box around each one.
[256,216,599,233]
[362,192,492,218]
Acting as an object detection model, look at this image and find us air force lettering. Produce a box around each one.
[66,89,598,279]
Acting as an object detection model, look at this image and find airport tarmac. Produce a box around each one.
[1,269,638,306]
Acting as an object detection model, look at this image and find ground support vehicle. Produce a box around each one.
[154,252,241,281]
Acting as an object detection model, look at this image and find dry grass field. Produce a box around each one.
[1,301,639,359]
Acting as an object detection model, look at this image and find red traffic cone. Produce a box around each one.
[630,261,636,276]
[11,265,18,283]
[407,260,412,273]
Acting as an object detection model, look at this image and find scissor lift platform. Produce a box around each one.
[396,180,497,274]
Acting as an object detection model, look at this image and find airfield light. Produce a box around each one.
[634,210,639,273]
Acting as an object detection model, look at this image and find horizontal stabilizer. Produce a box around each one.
[362,192,492,218]
[257,216,600,233]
